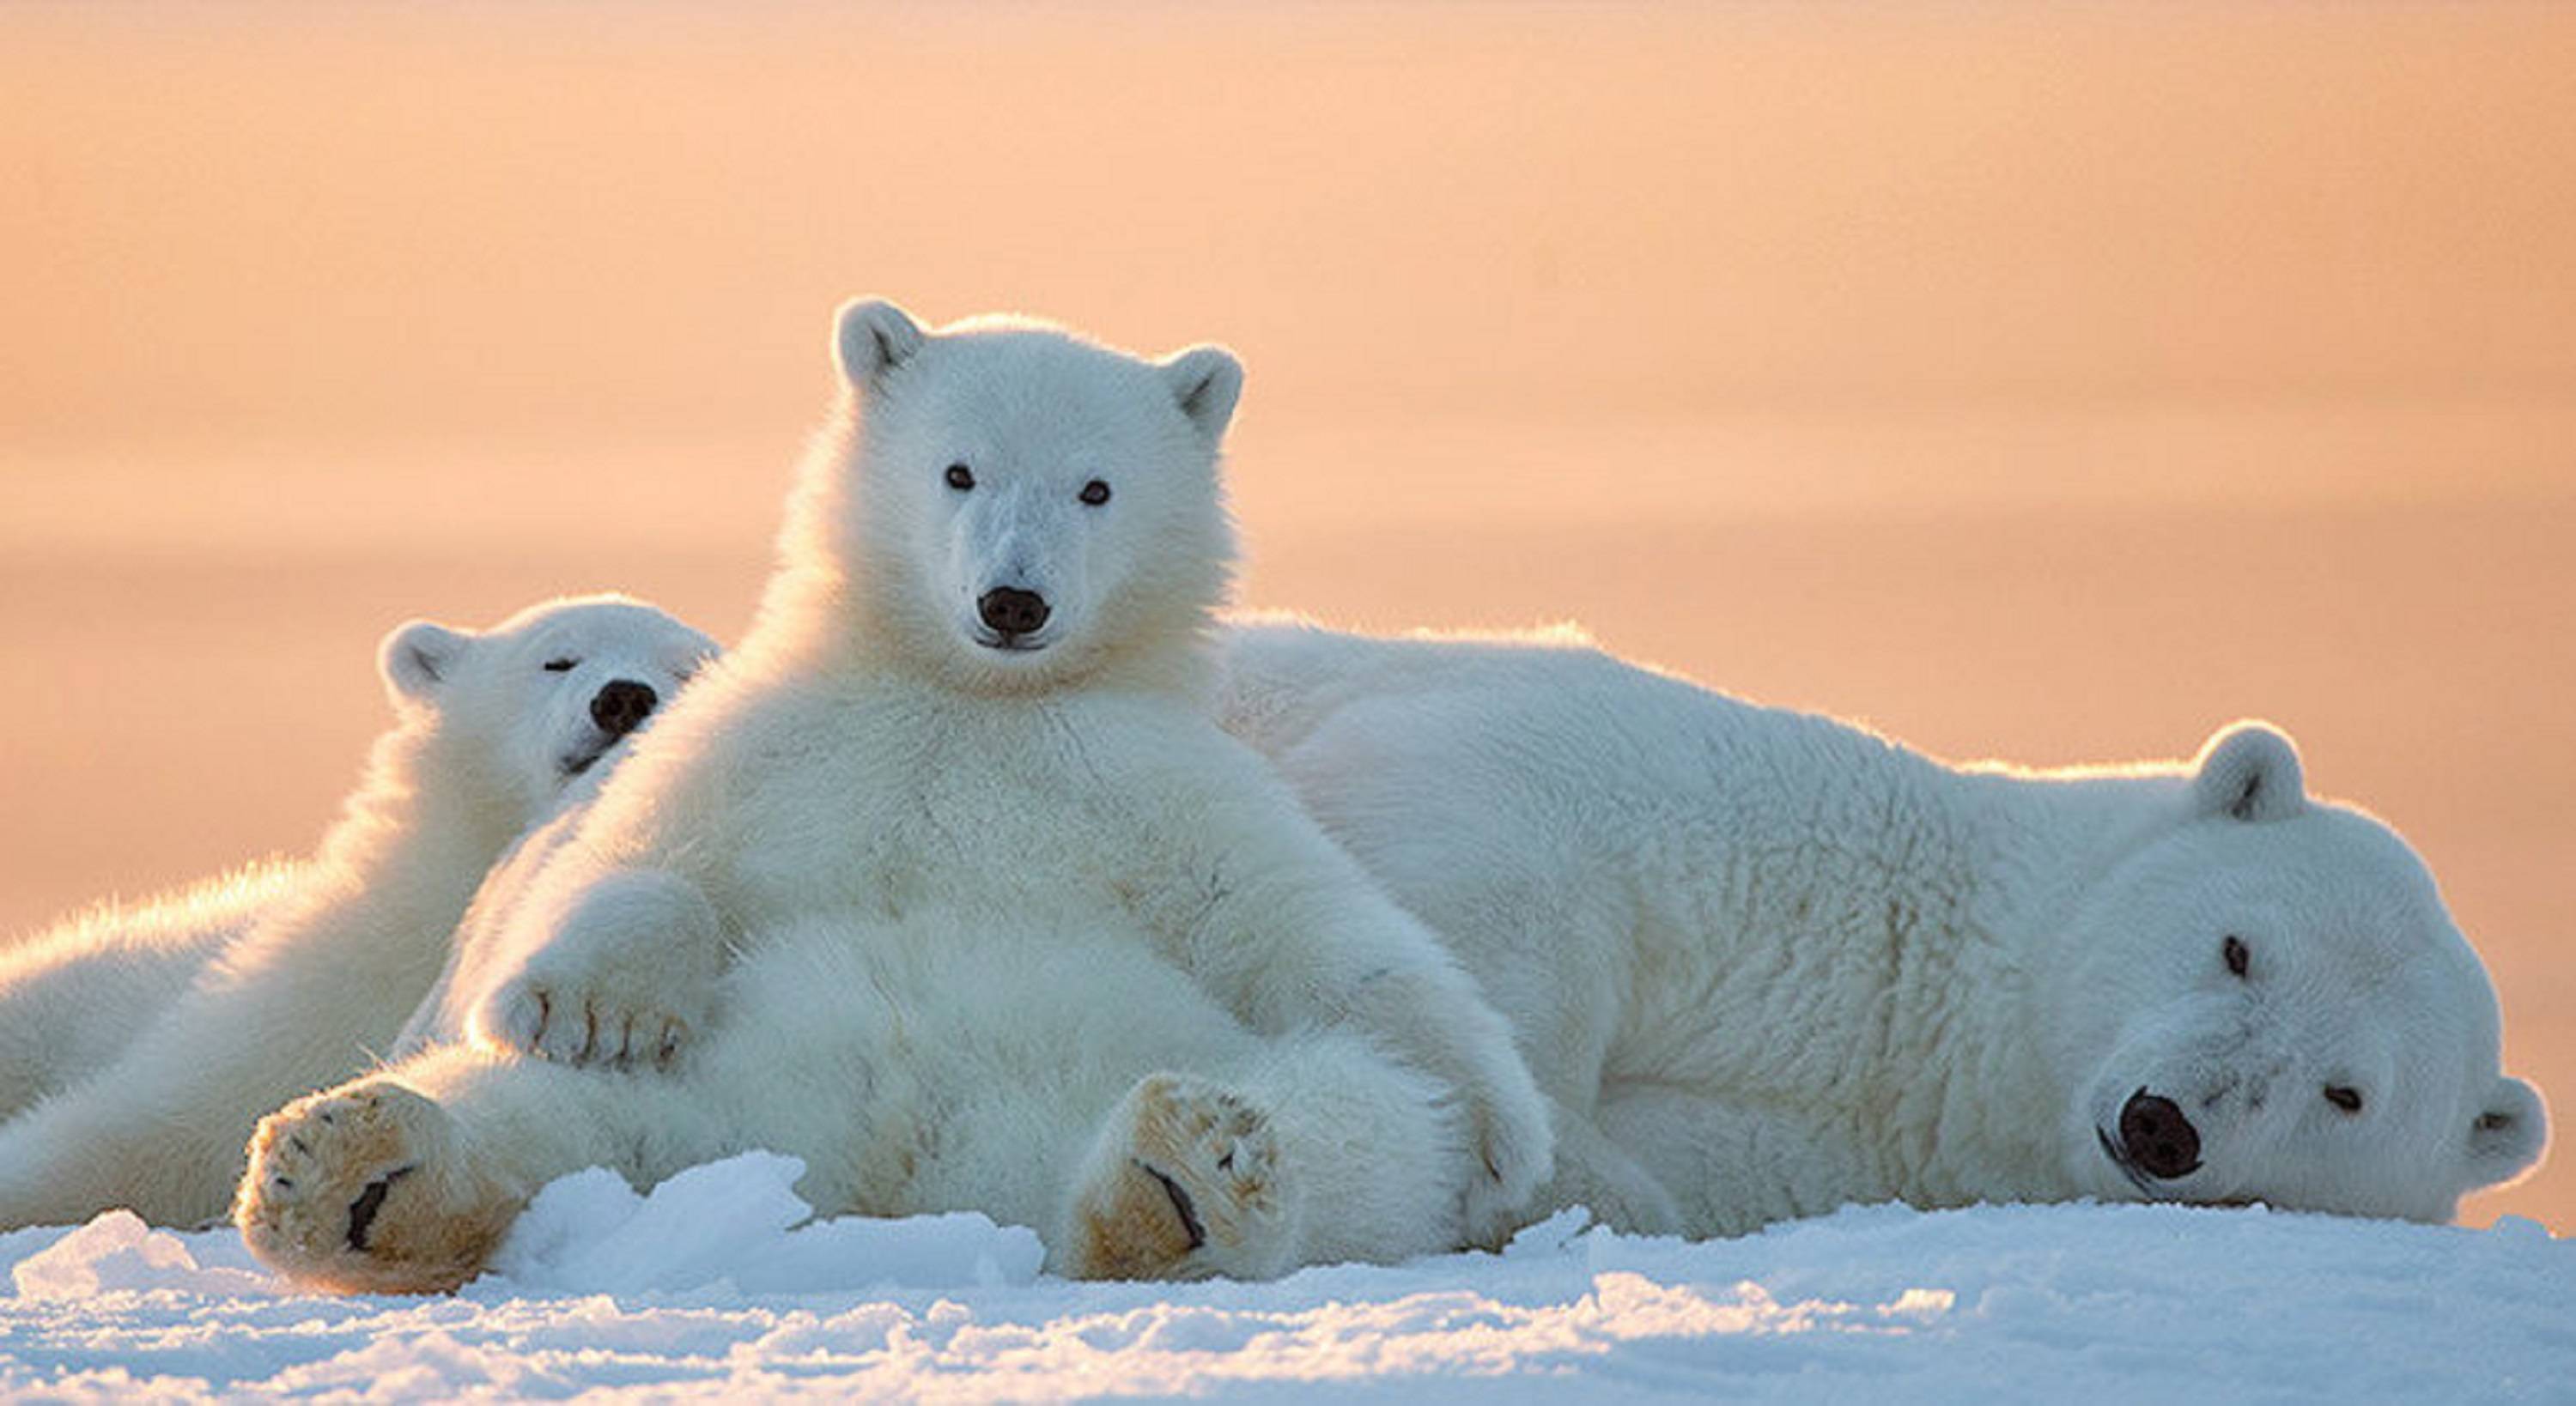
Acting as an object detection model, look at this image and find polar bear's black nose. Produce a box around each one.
[590,680,659,737]
[978,587,1051,638]
[2119,1089,2202,1180]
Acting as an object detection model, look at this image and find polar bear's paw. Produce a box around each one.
[473,868,725,1071]
[1068,1074,1291,1282]
[1460,1067,1558,1251]
[481,969,710,1071]
[234,1082,518,1296]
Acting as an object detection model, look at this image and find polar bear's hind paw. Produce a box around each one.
[236,1082,515,1296]
[1068,1074,1291,1282]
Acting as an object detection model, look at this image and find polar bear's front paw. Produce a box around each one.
[479,969,712,1070]
[471,870,726,1070]
[235,1082,518,1295]
[1068,1074,1291,1282]
[1457,1053,1558,1251]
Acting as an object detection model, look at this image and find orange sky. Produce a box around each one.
[2,3,2572,1231]
[3,4,2571,444]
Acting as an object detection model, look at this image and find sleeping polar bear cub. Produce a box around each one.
[0,595,714,1229]
[1219,623,2547,1235]
[236,301,1551,1294]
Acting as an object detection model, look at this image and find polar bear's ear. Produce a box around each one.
[835,298,927,386]
[1159,345,1244,441]
[2464,1076,2547,1190]
[2190,721,2306,823]
[380,620,470,705]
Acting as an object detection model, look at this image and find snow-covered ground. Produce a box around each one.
[0,1154,2567,1401]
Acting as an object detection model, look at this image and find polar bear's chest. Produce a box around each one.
[745,730,1139,927]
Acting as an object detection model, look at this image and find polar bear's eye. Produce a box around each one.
[1078,479,1112,506]
[2324,1085,2365,1114]
[543,658,578,673]
[2222,936,2250,979]
[945,464,975,492]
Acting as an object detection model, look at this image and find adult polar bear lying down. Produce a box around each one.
[1218,621,2548,1234]
[235,301,1550,1294]
[0,596,714,1228]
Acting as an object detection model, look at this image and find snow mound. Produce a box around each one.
[11,1209,272,1300]
[486,1151,1046,1297]
[0,1154,2566,1399]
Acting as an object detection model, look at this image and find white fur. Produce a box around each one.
[244,303,1551,1291]
[344,908,1466,1282]
[0,865,297,1121]
[0,596,714,1227]
[1217,621,2549,1234]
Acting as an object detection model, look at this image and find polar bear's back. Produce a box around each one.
[3,858,300,963]
[1219,622,1998,1119]
[0,859,301,1114]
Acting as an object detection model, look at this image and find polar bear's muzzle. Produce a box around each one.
[974,587,1054,651]
[589,680,659,739]
[2111,1088,2203,1182]
[559,678,663,777]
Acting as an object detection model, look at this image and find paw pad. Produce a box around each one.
[234,1082,513,1296]
[1070,1073,1290,1281]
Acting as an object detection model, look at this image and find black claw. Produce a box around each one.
[272,1176,294,1191]
[1135,1161,1206,1252]
[289,1136,311,1155]
[345,1166,413,1252]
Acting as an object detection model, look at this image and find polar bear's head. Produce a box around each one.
[2050,722,2546,1222]
[379,594,719,824]
[824,298,1243,693]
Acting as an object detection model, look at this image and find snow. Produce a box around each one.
[488,1154,1048,1297]
[0,1154,2565,1401]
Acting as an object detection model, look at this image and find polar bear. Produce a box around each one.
[231,300,1551,1295]
[1217,621,2548,1235]
[0,866,297,1123]
[0,595,715,1228]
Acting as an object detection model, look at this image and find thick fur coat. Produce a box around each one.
[0,597,711,1227]
[235,303,1551,1294]
[1218,621,2547,1234]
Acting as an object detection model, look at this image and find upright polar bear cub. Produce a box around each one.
[236,301,1552,1294]
[0,595,714,1228]
[1219,623,2548,1235]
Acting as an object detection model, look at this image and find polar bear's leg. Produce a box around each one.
[236,1045,723,1294]
[1232,1033,1472,1267]
[1593,1083,1876,1239]
[1541,1100,1686,1236]
[0,940,450,1231]
[1061,1031,1466,1280]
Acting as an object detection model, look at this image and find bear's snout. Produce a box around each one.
[977,587,1052,639]
[2118,1089,2202,1180]
[589,680,659,737]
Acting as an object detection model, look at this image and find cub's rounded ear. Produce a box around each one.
[1159,345,1244,441]
[380,621,470,705]
[2464,1076,2547,1191]
[2190,720,2306,823]
[835,298,927,387]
